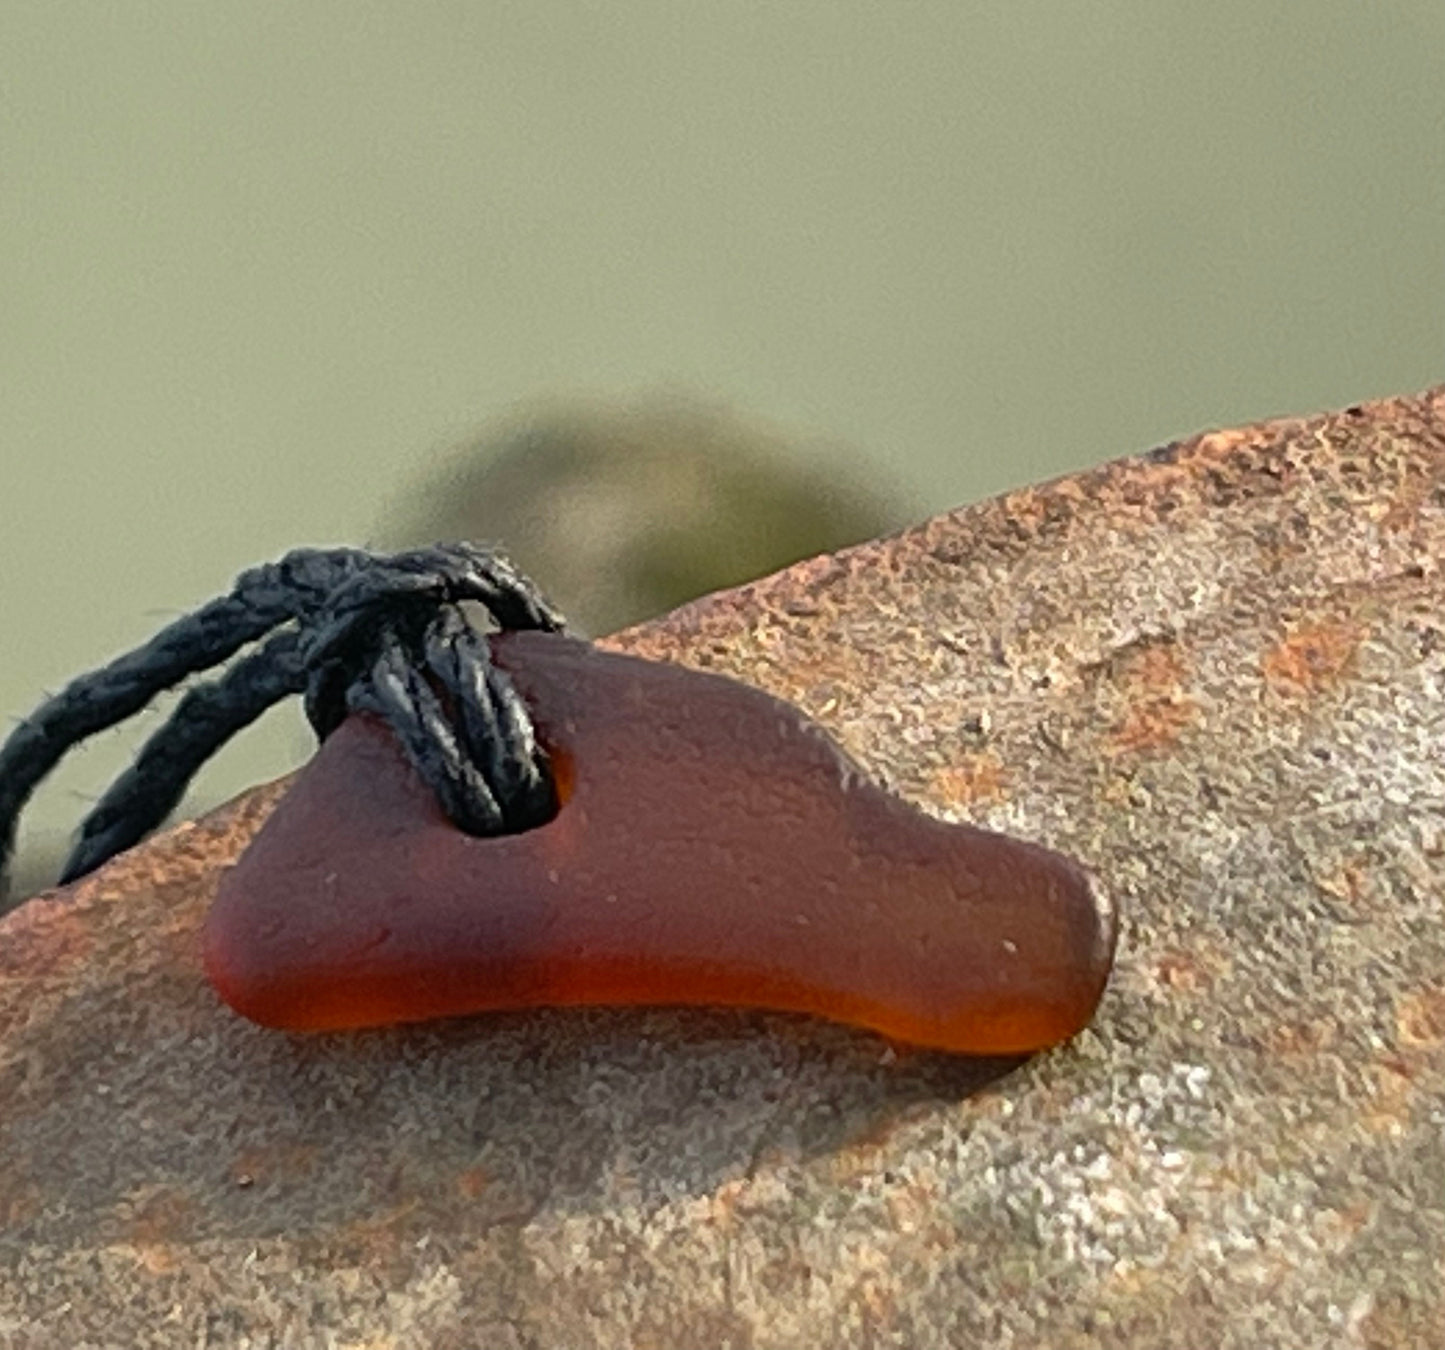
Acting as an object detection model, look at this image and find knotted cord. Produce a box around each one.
[0,543,565,897]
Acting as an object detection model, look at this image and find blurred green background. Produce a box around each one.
[2,3,1442,897]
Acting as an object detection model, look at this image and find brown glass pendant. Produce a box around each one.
[204,632,1117,1054]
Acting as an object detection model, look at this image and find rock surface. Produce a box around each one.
[2,388,1443,1348]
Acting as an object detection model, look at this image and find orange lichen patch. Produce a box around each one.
[1363,1055,1419,1136]
[1376,448,1441,533]
[709,1177,748,1230]
[1264,1018,1338,1057]
[119,1185,197,1259]
[205,633,1117,1056]
[1108,694,1199,755]
[847,1272,900,1328]
[996,482,1088,543]
[1308,1201,1376,1251]
[126,1243,182,1276]
[1152,947,1216,995]
[1098,773,1138,810]
[1261,621,1363,694]
[456,1166,491,1200]
[322,1203,426,1280]
[1193,428,1256,459]
[1104,641,1200,755]
[1314,860,1370,904]
[884,1177,944,1238]
[1358,1293,1445,1350]
[932,752,1008,805]
[1128,642,1190,690]
[1396,986,1445,1049]
[1309,850,1390,920]
[0,1173,42,1229]
[1380,495,1423,532]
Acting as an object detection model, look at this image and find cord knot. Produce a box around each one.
[0,543,567,896]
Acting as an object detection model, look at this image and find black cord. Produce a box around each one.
[0,543,566,898]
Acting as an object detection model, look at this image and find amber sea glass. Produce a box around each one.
[204,632,1117,1053]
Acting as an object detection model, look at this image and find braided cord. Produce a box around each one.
[57,629,310,884]
[0,543,567,897]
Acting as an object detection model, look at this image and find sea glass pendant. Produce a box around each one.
[204,632,1116,1054]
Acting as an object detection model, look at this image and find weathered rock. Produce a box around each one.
[2,388,1443,1348]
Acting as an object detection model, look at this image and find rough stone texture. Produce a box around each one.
[2,387,1443,1349]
